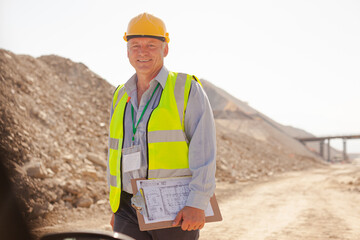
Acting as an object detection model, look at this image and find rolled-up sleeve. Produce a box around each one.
[184,80,216,210]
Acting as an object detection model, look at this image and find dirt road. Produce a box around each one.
[34,163,360,239]
[201,163,360,240]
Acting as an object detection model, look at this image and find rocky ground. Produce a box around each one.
[30,163,360,239]
[0,49,329,239]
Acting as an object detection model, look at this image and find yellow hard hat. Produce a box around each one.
[123,13,170,43]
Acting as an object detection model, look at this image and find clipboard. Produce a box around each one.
[130,177,222,231]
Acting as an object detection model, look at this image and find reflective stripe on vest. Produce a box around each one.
[148,168,192,179]
[107,84,128,212]
[108,72,193,213]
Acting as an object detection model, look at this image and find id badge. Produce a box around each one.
[122,145,141,173]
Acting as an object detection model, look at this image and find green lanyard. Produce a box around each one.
[131,83,160,142]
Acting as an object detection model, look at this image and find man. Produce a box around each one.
[107,12,216,240]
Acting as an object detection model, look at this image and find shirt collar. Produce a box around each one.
[154,66,169,89]
[124,66,169,94]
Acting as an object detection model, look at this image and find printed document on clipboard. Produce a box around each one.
[130,177,222,231]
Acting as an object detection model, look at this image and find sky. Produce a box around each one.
[1,0,360,153]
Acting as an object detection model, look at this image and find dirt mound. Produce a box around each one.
[0,49,114,223]
[201,80,324,182]
[202,79,342,162]
[0,49,323,233]
[214,120,322,183]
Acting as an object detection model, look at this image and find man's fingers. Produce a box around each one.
[172,210,183,226]
[191,223,200,231]
[187,224,196,231]
[198,222,205,230]
[181,221,190,231]
[175,206,206,231]
[186,222,203,231]
[181,219,204,231]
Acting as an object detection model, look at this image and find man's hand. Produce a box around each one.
[172,206,205,231]
[110,213,114,230]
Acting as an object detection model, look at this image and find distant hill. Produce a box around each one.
[0,49,323,224]
[201,79,340,164]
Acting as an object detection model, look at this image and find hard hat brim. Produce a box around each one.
[126,35,166,42]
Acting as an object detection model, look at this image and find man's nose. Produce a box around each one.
[138,46,148,55]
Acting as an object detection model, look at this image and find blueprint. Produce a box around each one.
[137,177,214,224]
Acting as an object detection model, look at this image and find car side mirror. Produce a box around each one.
[40,231,134,240]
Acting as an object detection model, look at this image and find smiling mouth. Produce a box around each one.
[138,59,151,62]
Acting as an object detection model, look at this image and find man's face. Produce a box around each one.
[127,37,168,78]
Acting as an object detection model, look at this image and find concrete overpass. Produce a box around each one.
[296,134,360,161]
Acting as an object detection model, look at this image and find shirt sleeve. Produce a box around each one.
[184,80,217,210]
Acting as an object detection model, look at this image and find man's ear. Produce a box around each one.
[163,43,169,58]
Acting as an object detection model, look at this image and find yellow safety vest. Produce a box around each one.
[108,72,198,213]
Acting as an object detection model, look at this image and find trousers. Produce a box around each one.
[114,191,200,240]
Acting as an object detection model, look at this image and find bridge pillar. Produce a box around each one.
[320,140,324,158]
[327,138,331,162]
[343,138,347,161]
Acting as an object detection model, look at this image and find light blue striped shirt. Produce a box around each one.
[108,66,216,210]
